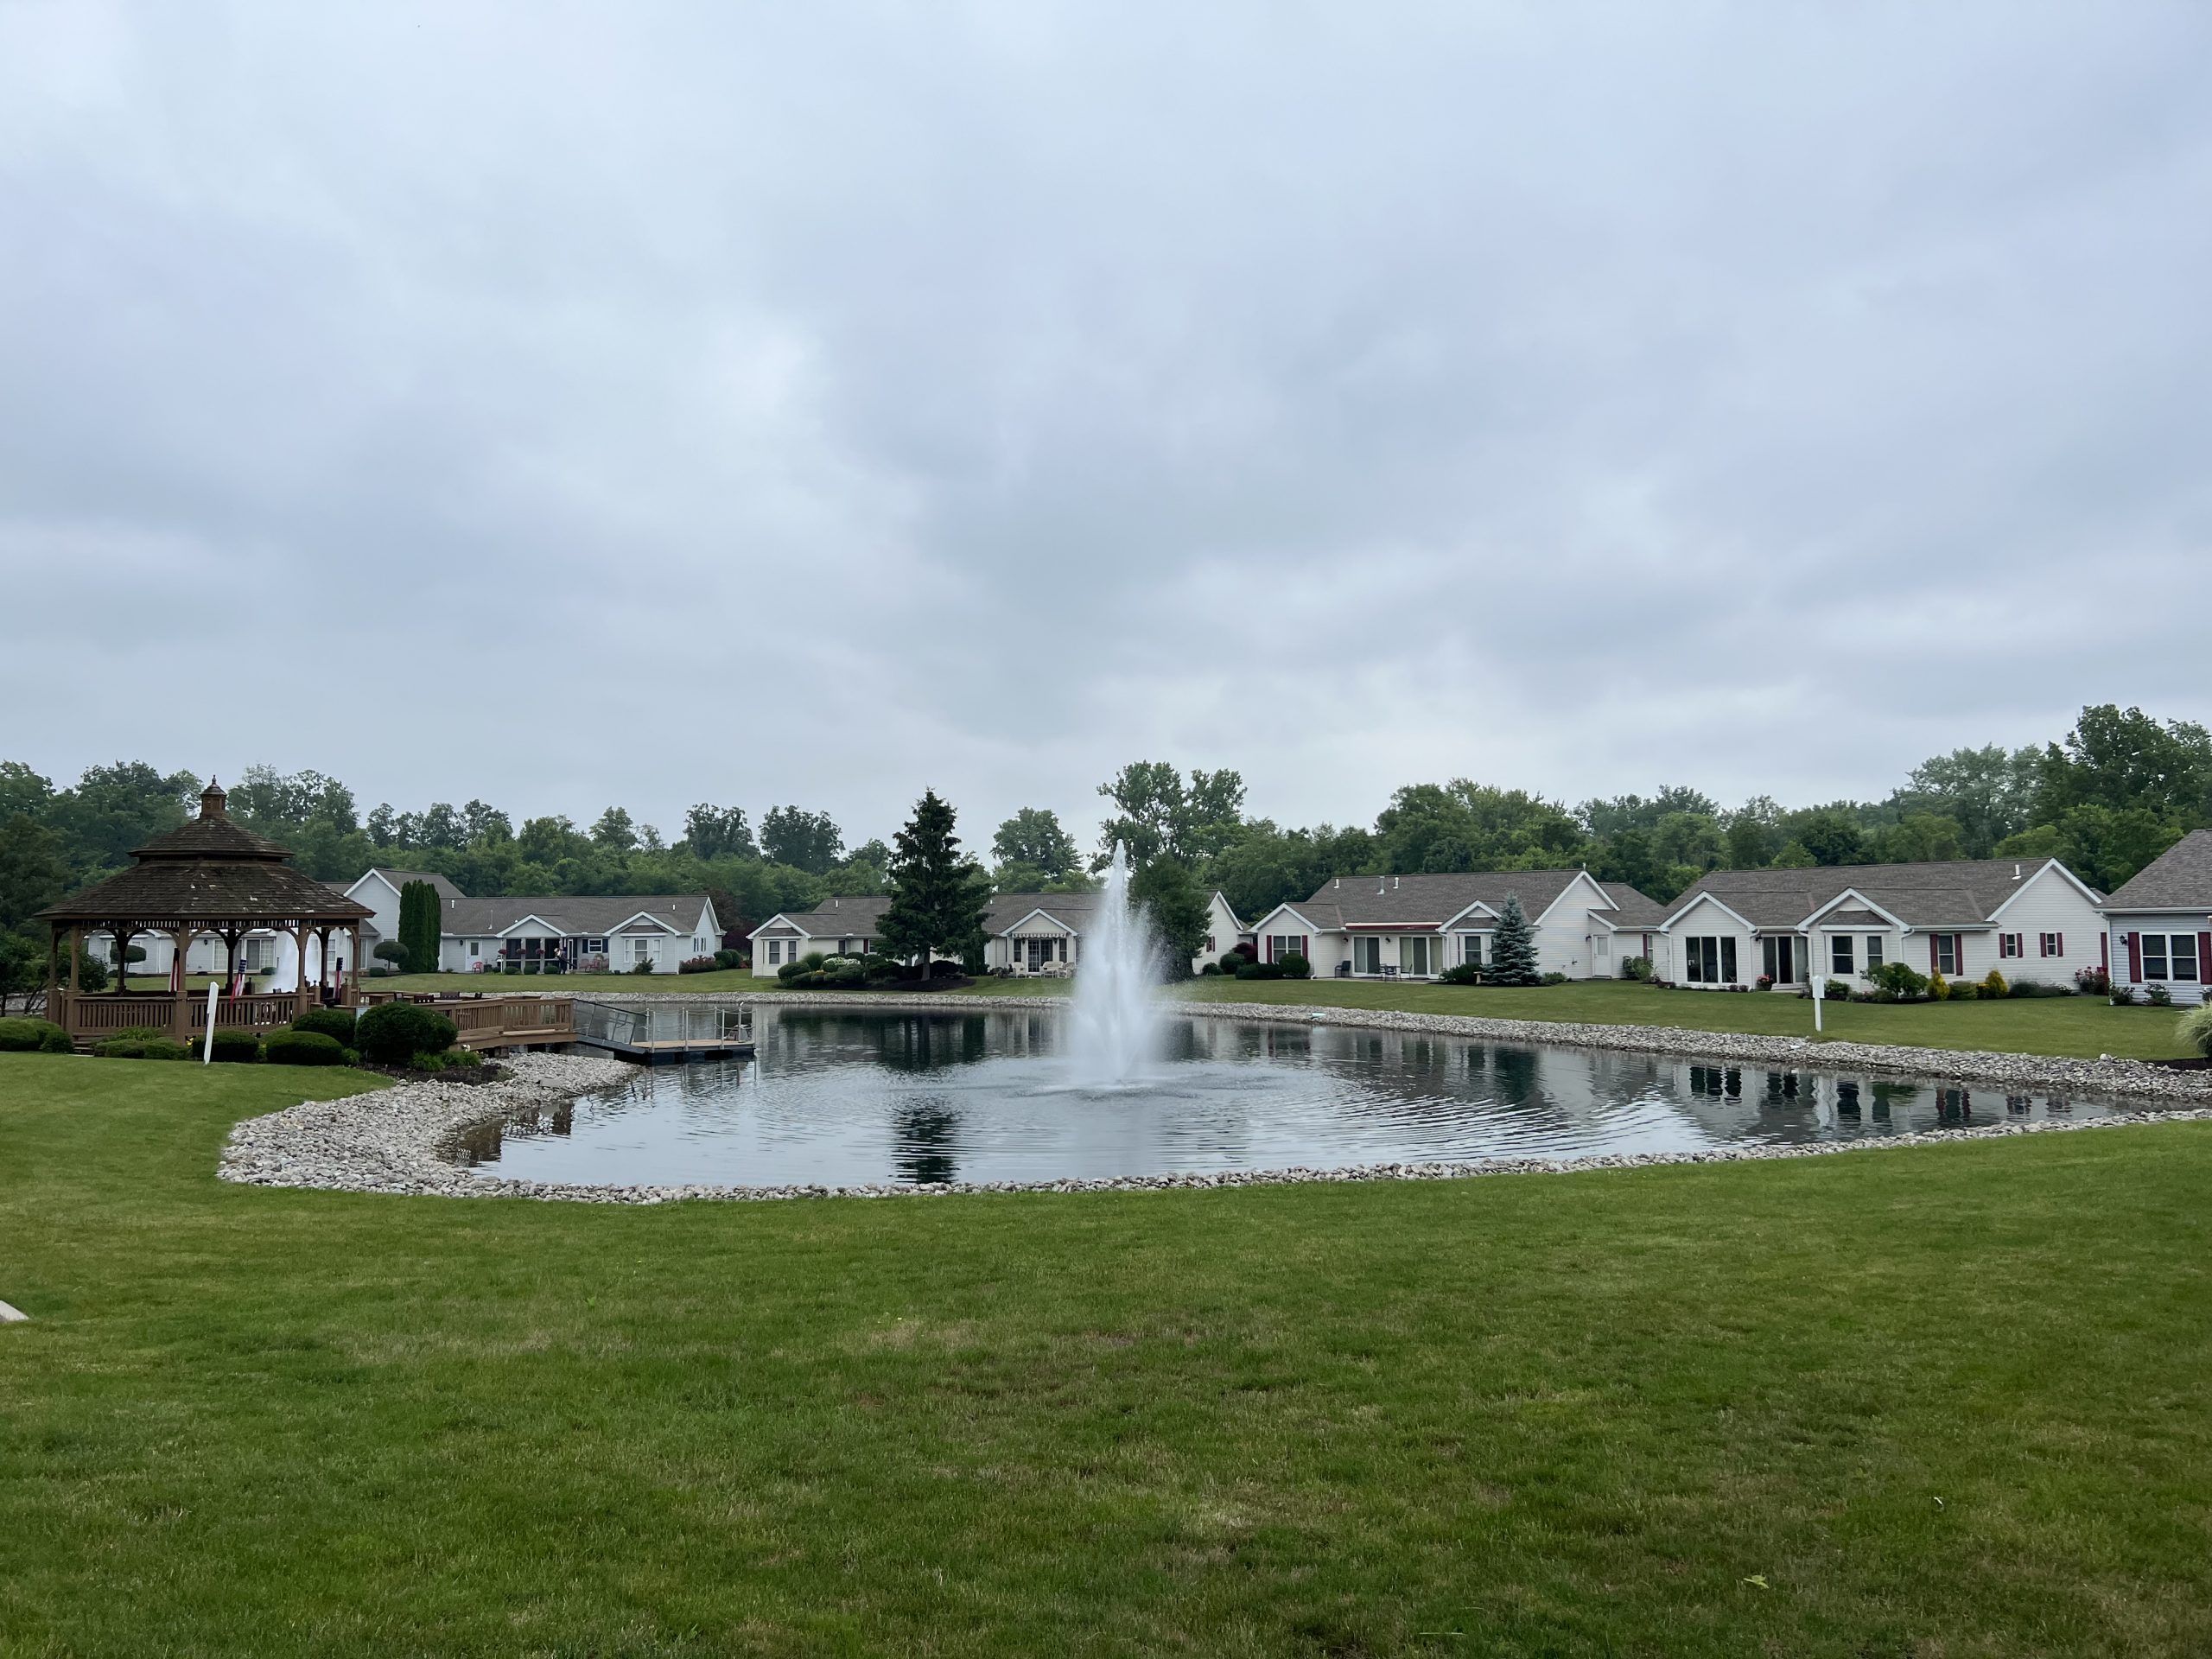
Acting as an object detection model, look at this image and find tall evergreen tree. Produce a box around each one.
[877,791,989,971]
[399,880,442,976]
[1489,891,1541,985]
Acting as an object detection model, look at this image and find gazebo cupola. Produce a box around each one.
[34,776,373,1048]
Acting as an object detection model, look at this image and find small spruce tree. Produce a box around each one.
[876,791,990,974]
[1489,891,1541,985]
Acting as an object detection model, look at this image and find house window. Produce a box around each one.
[467,941,481,957]
[1831,936,1854,976]
[1462,933,1485,966]
[1866,935,1885,971]
[2144,935,2201,982]
[1267,934,1306,963]
[1999,933,2023,959]
[1204,936,1216,955]
[1352,937,1383,975]
[1936,935,1961,976]
[1400,937,1434,977]
[2040,932,2063,957]
[631,938,654,965]
[1685,937,1737,984]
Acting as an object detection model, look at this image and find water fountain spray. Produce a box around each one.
[1065,842,1161,1087]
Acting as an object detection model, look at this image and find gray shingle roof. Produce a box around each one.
[1676,859,2084,929]
[1298,869,1589,927]
[365,868,467,902]
[2101,830,2212,910]
[435,893,714,938]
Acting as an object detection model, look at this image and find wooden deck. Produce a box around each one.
[358,992,576,1052]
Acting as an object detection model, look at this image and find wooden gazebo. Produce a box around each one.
[35,780,373,1050]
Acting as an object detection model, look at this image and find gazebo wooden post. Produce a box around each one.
[347,923,362,1007]
[68,927,82,995]
[167,926,194,1042]
[294,923,315,1023]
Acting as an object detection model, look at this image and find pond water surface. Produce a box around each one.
[446,1008,2143,1189]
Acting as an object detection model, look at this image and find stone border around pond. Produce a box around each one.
[218,1016,2212,1206]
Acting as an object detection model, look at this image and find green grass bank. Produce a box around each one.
[3,1054,2211,1654]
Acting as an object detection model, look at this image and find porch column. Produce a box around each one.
[346,924,362,1007]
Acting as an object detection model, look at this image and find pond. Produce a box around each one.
[446,1008,2143,1190]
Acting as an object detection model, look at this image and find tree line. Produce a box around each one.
[2,703,2205,989]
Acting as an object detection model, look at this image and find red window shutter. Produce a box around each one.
[2055,933,2063,958]
[1929,935,1939,972]
[2101,931,2109,969]
[2126,932,2141,982]
[2199,932,2211,985]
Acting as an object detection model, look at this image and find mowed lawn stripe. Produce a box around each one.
[3,1054,2209,1655]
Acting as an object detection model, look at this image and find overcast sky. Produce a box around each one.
[3,3,2209,849]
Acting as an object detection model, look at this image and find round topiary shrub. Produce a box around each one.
[354,1001,459,1065]
[290,1007,359,1046]
[207,1027,263,1063]
[0,1016,71,1053]
[264,1029,347,1066]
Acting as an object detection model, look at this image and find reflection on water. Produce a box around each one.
[448,1009,2152,1189]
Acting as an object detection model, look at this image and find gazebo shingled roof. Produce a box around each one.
[35,781,372,928]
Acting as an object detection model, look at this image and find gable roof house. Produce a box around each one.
[2100,830,2212,1006]
[1245,869,1662,981]
[750,888,1252,978]
[1657,857,2106,991]
[430,893,720,975]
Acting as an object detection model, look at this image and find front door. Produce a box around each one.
[1761,937,1796,984]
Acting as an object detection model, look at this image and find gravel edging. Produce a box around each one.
[587,990,2212,1106]
[219,1049,2212,1208]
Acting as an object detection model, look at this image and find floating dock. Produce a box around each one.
[569,1001,754,1065]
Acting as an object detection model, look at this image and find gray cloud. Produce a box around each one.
[3,1,2208,846]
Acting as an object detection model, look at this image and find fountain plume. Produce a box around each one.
[1066,842,1160,1087]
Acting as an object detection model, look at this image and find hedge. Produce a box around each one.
[290,1007,359,1046]
[264,1029,348,1067]
[94,1036,190,1061]
[208,1027,263,1063]
[0,1017,71,1053]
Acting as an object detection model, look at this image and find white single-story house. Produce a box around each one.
[429,893,720,975]
[80,868,453,982]
[751,888,1253,978]
[1656,857,2107,991]
[2100,830,2212,1007]
[1243,869,1663,982]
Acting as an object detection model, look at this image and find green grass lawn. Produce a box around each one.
[363,969,2196,1060]
[3,1055,2212,1654]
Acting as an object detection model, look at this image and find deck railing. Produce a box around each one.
[52,989,573,1051]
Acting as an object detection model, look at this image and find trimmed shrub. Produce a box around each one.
[355,1001,458,1065]
[2005,977,2069,998]
[264,1029,346,1066]
[713,949,746,970]
[928,958,965,978]
[1540,971,1569,986]
[1276,952,1312,980]
[1980,969,2008,998]
[678,956,718,974]
[0,1017,70,1053]
[1235,961,1284,981]
[2076,966,2111,996]
[2177,1003,2212,1059]
[1622,956,1653,982]
[1439,963,1482,986]
[1822,979,1851,1001]
[2110,983,2138,1006]
[95,1036,189,1060]
[628,958,657,976]
[1198,963,1223,976]
[207,1027,262,1062]
[373,939,410,973]
[1871,962,1929,1001]
[1948,980,1980,1001]
[291,1007,359,1046]
[2147,983,2175,1008]
[1928,969,1951,1001]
